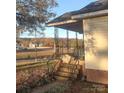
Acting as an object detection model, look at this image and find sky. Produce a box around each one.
[20,0,96,39]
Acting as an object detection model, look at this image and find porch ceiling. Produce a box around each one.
[55,21,83,34]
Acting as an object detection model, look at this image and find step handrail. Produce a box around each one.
[68,56,80,80]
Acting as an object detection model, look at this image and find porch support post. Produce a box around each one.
[76,32,79,57]
[35,29,37,62]
[66,30,69,53]
[54,27,59,57]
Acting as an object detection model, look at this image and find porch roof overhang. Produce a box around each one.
[46,0,108,34]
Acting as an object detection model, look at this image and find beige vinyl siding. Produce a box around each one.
[83,16,108,71]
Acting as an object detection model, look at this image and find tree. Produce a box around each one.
[16,0,57,38]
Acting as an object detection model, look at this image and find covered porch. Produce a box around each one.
[47,0,108,84]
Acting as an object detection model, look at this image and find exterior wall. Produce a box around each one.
[83,16,108,84]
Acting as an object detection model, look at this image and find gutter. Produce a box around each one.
[72,10,108,19]
[47,9,108,27]
[47,20,78,27]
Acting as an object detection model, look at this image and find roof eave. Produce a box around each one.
[47,19,78,27]
[72,9,108,19]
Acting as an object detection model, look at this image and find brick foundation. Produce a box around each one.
[85,69,108,84]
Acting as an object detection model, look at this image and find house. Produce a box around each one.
[29,42,43,48]
[29,43,35,48]
[47,0,108,84]
[16,42,25,50]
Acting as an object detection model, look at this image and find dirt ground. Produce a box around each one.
[64,81,108,93]
[31,80,108,93]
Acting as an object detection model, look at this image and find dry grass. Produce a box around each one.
[16,61,36,66]
[16,48,74,60]
[16,49,54,59]
[16,61,56,71]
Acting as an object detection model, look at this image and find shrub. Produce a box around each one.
[16,67,51,93]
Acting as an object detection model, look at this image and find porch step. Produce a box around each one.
[54,62,81,81]
[59,67,79,74]
[54,55,83,81]
[60,63,81,69]
[55,75,69,81]
[56,71,77,78]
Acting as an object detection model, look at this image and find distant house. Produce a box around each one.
[16,42,25,50]
[16,43,21,50]
[47,0,108,84]
[29,43,35,48]
[29,42,43,48]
